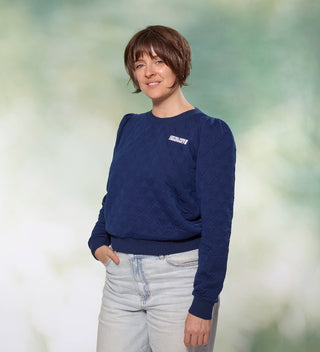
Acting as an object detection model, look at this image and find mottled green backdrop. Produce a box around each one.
[1,0,319,351]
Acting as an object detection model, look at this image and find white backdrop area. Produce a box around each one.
[1,1,320,351]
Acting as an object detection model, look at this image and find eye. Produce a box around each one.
[135,63,144,70]
[155,60,164,64]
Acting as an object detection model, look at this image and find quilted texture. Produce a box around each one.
[88,108,236,319]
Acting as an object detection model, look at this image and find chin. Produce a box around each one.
[144,92,164,100]
[148,90,174,101]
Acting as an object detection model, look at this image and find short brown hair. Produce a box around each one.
[124,25,191,93]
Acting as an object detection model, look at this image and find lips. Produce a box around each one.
[147,81,160,87]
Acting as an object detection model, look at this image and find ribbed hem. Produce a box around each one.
[110,235,200,255]
[189,296,217,320]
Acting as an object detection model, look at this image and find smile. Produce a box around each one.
[147,82,160,86]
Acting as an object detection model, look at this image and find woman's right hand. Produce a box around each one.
[94,245,120,265]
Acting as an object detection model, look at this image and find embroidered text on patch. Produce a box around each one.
[168,135,189,145]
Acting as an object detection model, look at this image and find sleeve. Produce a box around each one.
[188,118,236,319]
[88,195,110,259]
[88,113,133,259]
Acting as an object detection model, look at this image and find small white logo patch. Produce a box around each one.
[168,135,188,145]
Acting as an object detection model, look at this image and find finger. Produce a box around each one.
[190,334,198,347]
[197,334,204,346]
[184,332,191,347]
[203,332,210,345]
[107,249,120,264]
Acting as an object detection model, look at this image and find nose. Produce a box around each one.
[144,63,155,78]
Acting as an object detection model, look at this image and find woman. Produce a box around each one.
[88,25,236,352]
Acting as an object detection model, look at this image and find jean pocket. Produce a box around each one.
[104,250,118,269]
[103,258,112,268]
[165,249,199,267]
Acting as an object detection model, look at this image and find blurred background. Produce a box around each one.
[1,0,319,351]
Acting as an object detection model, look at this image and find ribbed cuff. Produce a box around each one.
[188,296,216,320]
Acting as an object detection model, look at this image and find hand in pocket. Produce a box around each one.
[94,245,120,265]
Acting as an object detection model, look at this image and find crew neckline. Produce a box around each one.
[147,107,199,120]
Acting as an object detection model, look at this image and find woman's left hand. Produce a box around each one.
[184,313,211,348]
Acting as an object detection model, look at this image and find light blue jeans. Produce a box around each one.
[97,249,219,352]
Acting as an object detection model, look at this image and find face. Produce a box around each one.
[134,50,178,102]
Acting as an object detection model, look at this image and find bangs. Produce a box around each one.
[131,34,171,65]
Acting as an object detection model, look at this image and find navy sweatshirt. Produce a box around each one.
[88,108,236,319]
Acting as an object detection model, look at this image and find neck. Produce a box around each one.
[151,88,194,118]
